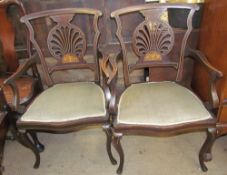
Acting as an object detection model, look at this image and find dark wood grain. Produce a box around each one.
[187,48,223,109]
[1,77,35,105]
[0,0,27,72]
[6,7,118,170]
[0,2,45,174]
[20,8,102,87]
[109,3,221,174]
[0,6,18,72]
[0,1,36,174]
[1,0,200,89]
[111,3,199,87]
[191,0,227,136]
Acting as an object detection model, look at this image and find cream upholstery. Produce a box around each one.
[21,82,106,122]
[117,81,212,126]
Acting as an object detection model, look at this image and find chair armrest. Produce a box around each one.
[100,55,118,85]
[188,49,222,77]
[100,54,118,115]
[4,56,37,113]
[188,48,223,109]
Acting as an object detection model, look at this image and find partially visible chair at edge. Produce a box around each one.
[0,0,44,152]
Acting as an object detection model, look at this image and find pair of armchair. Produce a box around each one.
[4,3,222,174]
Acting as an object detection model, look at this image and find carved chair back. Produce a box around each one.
[111,4,199,87]
[21,8,102,87]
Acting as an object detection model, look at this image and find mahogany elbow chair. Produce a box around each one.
[108,3,223,174]
[4,8,116,168]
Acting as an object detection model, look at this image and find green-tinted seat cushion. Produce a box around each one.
[117,81,212,126]
[21,82,106,122]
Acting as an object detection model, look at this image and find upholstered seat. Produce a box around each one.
[117,81,212,126]
[20,82,106,122]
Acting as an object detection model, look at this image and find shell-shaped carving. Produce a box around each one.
[47,24,86,63]
[132,20,174,59]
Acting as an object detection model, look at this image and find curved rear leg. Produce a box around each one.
[10,125,40,169]
[103,124,117,165]
[199,128,217,172]
[28,131,45,153]
[112,132,124,174]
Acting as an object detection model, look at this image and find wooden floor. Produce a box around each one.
[3,128,227,175]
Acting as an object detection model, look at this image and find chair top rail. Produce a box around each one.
[21,8,102,22]
[111,3,199,17]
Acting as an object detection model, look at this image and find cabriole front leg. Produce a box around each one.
[103,124,117,165]
[10,125,40,168]
[28,131,45,153]
[112,131,124,174]
[199,128,217,172]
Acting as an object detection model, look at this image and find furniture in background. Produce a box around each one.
[5,8,116,169]
[109,3,222,174]
[192,0,227,137]
[0,0,42,108]
[0,0,44,173]
[0,0,42,120]
[0,0,21,73]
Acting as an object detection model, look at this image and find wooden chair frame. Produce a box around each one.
[4,7,116,169]
[108,3,223,174]
[1,3,223,173]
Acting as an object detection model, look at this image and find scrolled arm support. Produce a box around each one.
[188,48,223,109]
[100,54,118,115]
[4,56,38,112]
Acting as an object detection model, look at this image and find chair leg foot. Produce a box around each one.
[6,126,16,141]
[203,152,212,162]
[19,132,40,169]
[10,126,40,168]
[112,132,124,174]
[103,124,117,165]
[28,131,45,153]
[199,128,217,172]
